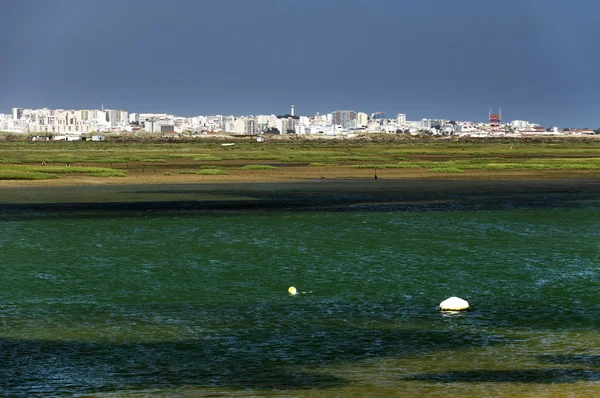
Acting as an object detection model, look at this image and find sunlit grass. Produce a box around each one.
[192,155,224,161]
[0,165,127,178]
[346,158,600,173]
[429,167,465,173]
[241,165,278,170]
[0,170,59,180]
[86,169,127,177]
[1,141,600,180]
[309,162,336,167]
[350,162,437,169]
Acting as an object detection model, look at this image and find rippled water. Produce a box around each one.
[1,205,600,396]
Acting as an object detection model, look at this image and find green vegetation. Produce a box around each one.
[1,139,600,180]
[429,167,465,173]
[350,162,436,169]
[0,170,59,180]
[0,139,598,164]
[84,169,127,177]
[241,165,278,170]
[192,154,224,161]
[0,165,126,179]
[350,157,600,172]
[309,162,336,167]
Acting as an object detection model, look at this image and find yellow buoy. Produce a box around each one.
[288,286,298,296]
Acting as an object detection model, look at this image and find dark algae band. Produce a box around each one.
[1,178,599,214]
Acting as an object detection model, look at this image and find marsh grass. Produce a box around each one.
[429,167,465,173]
[86,170,127,177]
[0,165,127,179]
[0,170,58,180]
[458,161,600,171]
[309,162,338,167]
[349,157,600,172]
[2,142,600,180]
[241,165,278,170]
[350,162,438,169]
[192,155,224,161]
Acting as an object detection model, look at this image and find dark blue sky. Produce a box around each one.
[1,0,599,126]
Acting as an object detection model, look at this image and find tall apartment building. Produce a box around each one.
[104,109,129,127]
[222,116,236,133]
[12,108,24,120]
[356,112,368,127]
[276,115,298,134]
[332,110,356,128]
[234,118,257,134]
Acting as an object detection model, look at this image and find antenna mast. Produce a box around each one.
[489,107,501,135]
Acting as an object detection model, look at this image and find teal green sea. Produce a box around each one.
[1,184,600,396]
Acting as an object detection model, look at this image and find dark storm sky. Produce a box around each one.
[1,0,599,126]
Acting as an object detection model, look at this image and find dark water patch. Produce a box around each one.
[0,325,503,396]
[537,354,600,368]
[1,182,600,219]
[0,337,348,395]
[403,369,600,383]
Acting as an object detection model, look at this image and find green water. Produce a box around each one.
[1,201,600,396]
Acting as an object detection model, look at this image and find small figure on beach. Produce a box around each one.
[41,161,45,166]
[374,168,378,179]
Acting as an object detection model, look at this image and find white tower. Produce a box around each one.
[290,105,295,117]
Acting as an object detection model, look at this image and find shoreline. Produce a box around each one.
[2,178,599,213]
[1,165,600,188]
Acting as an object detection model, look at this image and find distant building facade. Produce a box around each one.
[332,110,356,128]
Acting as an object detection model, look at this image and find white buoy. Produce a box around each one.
[439,297,470,311]
[288,286,297,296]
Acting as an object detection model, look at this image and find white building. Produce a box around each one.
[511,120,534,129]
[356,112,368,127]
[143,118,175,133]
[298,116,311,126]
[276,116,297,134]
[396,113,406,125]
[222,116,236,133]
[104,109,129,129]
[0,113,21,132]
[234,118,257,134]
[256,114,278,128]
[129,113,139,123]
[12,108,24,120]
[3,107,133,134]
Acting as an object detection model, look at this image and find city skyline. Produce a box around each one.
[0,105,582,131]
[1,0,599,127]
[6,105,583,138]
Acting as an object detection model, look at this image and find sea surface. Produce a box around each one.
[1,181,600,397]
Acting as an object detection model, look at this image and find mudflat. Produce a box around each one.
[1,178,599,213]
[2,139,600,210]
